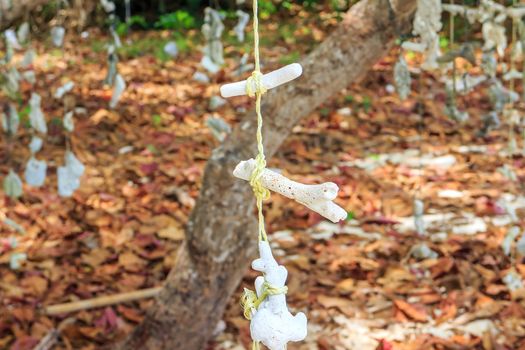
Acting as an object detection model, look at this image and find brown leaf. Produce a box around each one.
[394,299,428,322]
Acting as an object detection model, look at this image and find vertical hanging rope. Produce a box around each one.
[246,0,270,243]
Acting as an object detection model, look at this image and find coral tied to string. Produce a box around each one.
[246,70,268,97]
[241,281,288,320]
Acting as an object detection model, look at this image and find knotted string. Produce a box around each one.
[241,282,288,320]
[246,0,270,243]
[241,1,288,349]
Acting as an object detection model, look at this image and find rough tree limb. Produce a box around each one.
[119,0,417,349]
[0,0,50,30]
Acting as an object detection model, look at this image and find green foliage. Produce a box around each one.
[152,114,162,127]
[19,105,31,128]
[155,10,196,30]
[259,0,277,18]
[279,51,300,65]
[116,15,149,35]
[361,96,372,112]
[346,211,355,221]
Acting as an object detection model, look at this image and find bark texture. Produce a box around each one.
[121,0,417,349]
[0,0,50,30]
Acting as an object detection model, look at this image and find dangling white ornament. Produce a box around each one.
[192,71,210,83]
[209,96,227,110]
[100,0,116,13]
[248,241,308,350]
[3,169,23,198]
[503,270,523,292]
[29,136,43,154]
[29,93,47,134]
[163,41,179,58]
[24,157,47,187]
[234,10,250,42]
[54,81,75,99]
[104,45,118,86]
[220,63,303,98]
[3,67,20,96]
[63,111,74,132]
[413,198,425,235]
[65,150,85,177]
[110,74,126,108]
[57,166,79,197]
[4,29,21,50]
[482,21,507,57]
[1,104,19,135]
[21,49,36,68]
[206,117,231,142]
[233,159,347,223]
[502,226,520,256]
[394,55,411,100]
[50,26,66,47]
[201,55,221,74]
[17,22,30,44]
[202,7,225,65]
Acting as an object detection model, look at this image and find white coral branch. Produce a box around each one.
[233,159,347,223]
[220,63,303,98]
[249,241,307,350]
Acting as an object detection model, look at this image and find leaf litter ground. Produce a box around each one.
[1,20,525,350]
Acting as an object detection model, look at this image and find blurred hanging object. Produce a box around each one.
[234,10,250,42]
[164,41,178,58]
[125,0,131,24]
[110,74,126,108]
[1,104,19,135]
[24,157,47,187]
[29,93,47,134]
[51,26,65,47]
[104,45,118,86]
[100,0,116,13]
[202,7,225,67]
[3,169,23,199]
[394,54,411,100]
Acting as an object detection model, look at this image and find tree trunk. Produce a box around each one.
[120,0,417,349]
[0,0,50,30]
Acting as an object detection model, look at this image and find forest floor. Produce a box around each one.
[1,10,525,350]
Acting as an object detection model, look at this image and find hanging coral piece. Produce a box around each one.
[234,10,250,42]
[50,26,65,48]
[1,104,19,135]
[202,7,225,66]
[244,241,308,350]
[220,63,302,98]
[3,169,23,198]
[110,74,126,108]
[24,157,47,187]
[411,0,442,70]
[54,81,75,99]
[163,41,179,58]
[233,159,347,222]
[29,93,47,134]
[394,55,411,100]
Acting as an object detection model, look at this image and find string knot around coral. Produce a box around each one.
[249,154,270,201]
[246,70,268,97]
[241,282,289,320]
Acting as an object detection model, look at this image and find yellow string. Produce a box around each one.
[246,0,270,243]
[241,282,289,320]
[240,3,289,347]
